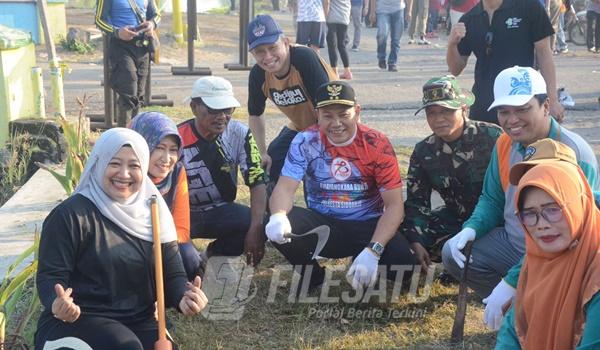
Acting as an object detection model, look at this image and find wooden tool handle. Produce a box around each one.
[150,196,169,346]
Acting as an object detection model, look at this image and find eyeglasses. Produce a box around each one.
[485,31,493,56]
[517,204,564,227]
[196,100,235,117]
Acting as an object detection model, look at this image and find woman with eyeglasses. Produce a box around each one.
[494,161,600,349]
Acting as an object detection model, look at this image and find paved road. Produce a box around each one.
[54,11,600,156]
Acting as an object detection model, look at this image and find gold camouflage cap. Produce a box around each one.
[509,138,578,185]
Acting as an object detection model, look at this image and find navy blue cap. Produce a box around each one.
[247,15,283,50]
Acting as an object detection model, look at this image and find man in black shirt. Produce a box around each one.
[446,0,565,124]
[247,15,336,189]
[179,76,268,266]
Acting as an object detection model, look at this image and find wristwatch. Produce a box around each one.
[367,241,385,257]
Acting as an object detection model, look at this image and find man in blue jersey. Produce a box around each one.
[95,0,160,126]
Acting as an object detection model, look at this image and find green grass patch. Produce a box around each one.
[205,6,231,15]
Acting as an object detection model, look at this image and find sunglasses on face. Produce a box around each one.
[517,204,564,227]
[196,101,235,117]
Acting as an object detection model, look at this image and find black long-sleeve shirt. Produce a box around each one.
[36,194,187,325]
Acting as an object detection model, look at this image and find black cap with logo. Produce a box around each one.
[314,81,356,109]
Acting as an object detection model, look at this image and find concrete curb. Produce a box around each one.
[0,168,66,276]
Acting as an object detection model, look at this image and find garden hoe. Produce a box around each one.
[284,225,330,260]
[150,195,172,350]
[451,241,474,344]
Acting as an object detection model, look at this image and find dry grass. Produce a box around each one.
[171,146,497,350]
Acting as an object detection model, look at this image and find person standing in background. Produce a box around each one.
[297,0,329,52]
[326,0,354,79]
[407,0,431,44]
[370,0,406,72]
[95,0,160,126]
[350,0,367,50]
[587,0,600,52]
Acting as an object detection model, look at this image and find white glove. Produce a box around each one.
[447,227,476,268]
[483,279,516,330]
[347,248,380,289]
[265,213,291,244]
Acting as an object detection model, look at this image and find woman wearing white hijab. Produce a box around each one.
[35,128,207,350]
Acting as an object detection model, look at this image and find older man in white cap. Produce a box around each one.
[178,76,268,267]
[441,66,599,328]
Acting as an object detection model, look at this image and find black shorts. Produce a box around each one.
[296,21,326,48]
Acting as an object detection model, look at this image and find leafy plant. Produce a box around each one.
[0,231,41,349]
[0,134,34,206]
[59,36,95,54]
[36,95,91,195]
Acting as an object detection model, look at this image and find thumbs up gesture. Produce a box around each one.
[51,284,81,323]
[179,276,208,316]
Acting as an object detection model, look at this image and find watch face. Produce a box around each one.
[370,242,384,255]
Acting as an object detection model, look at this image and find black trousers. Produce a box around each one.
[190,202,251,256]
[326,23,350,68]
[109,38,150,120]
[587,10,600,50]
[35,314,174,350]
[272,207,417,283]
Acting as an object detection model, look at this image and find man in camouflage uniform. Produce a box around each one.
[400,75,503,269]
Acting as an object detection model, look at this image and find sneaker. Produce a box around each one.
[417,38,431,45]
[388,64,398,72]
[351,45,359,52]
[408,38,416,44]
[558,87,575,107]
[559,47,569,54]
[589,47,597,53]
[378,59,387,69]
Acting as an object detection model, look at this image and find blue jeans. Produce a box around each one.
[376,10,404,66]
[556,12,567,50]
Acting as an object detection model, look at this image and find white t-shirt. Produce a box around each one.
[298,0,326,22]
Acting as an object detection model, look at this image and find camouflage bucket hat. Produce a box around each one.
[414,75,475,115]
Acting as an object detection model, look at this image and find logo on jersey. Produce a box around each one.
[269,86,308,107]
[331,157,352,181]
[505,17,522,29]
[523,146,537,160]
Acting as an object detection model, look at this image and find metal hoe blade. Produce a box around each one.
[284,225,330,259]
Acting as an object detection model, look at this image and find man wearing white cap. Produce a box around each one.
[178,76,268,267]
[441,66,599,326]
